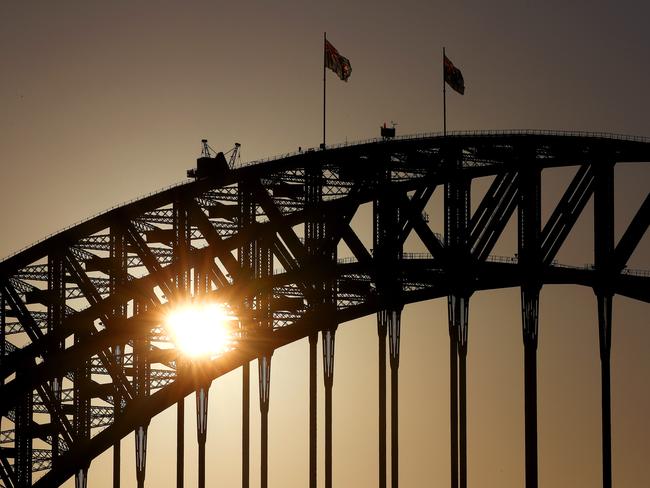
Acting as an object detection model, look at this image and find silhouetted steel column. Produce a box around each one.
[109,227,127,488]
[238,178,255,488]
[594,159,614,488]
[597,295,612,488]
[377,315,387,488]
[173,198,191,488]
[305,159,334,488]
[113,344,123,488]
[449,295,469,488]
[48,249,65,474]
[242,361,250,488]
[322,327,336,488]
[256,227,273,488]
[193,252,212,488]
[386,309,402,488]
[177,394,184,488]
[113,433,121,488]
[309,333,318,488]
[445,144,470,488]
[259,355,272,488]
[521,289,539,488]
[373,139,403,488]
[135,424,148,488]
[133,299,150,488]
[15,362,33,488]
[449,321,458,488]
[196,384,210,488]
[458,348,466,488]
[73,285,91,488]
[75,468,88,488]
[518,149,541,488]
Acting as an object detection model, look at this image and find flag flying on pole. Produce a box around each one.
[444,55,465,95]
[325,39,352,82]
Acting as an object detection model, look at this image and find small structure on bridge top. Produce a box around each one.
[380,121,396,139]
[187,139,240,179]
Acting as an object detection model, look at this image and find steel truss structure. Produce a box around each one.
[0,131,649,488]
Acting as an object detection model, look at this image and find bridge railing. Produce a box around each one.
[0,181,189,262]
[275,252,650,279]
[238,129,650,168]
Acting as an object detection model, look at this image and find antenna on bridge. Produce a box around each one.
[225,142,241,169]
[200,139,212,158]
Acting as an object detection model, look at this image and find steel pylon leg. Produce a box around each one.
[597,294,613,488]
[109,226,127,488]
[172,197,190,488]
[75,467,88,488]
[259,355,272,488]
[593,159,614,488]
[16,368,33,488]
[449,322,458,488]
[133,303,150,488]
[177,398,185,488]
[521,288,539,488]
[377,315,387,488]
[243,361,250,488]
[387,310,401,488]
[113,418,121,488]
[196,385,209,488]
[322,328,336,488]
[448,295,468,488]
[135,424,148,488]
[378,309,401,488]
[309,334,318,488]
[458,346,467,488]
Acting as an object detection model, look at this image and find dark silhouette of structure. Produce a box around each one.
[0,130,648,488]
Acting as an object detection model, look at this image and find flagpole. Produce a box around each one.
[443,46,447,136]
[323,32,327,149]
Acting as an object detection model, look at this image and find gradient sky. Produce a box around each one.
[1,1,649,487]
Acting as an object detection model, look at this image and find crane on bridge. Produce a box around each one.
[187,139,241,179]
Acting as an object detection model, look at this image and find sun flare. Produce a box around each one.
[165,302,236,358]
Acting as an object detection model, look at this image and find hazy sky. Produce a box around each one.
[1,1,649,487]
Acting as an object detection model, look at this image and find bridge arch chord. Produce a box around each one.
[0,131,648,487]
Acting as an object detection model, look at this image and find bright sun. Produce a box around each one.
[165,302,236,358]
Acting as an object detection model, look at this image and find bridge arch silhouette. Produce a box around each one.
[1,131,648,488]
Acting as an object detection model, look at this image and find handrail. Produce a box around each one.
[274,253,650,279]
[1,181,190,262]
[236,129,650,168]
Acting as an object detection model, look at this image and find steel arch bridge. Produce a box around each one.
[1,130,649,488]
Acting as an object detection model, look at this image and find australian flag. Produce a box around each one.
[444,55,465,95]
[325,39,352,82]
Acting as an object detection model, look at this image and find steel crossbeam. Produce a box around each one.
[469,172,519,262]
[540,164,595,265]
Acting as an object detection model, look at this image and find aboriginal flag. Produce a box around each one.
[444,55,465,95]
[325,39,352,82]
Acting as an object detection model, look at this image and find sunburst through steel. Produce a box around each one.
[165,302,237,358]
